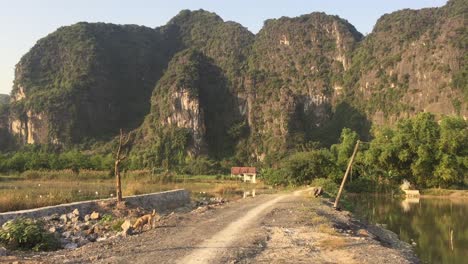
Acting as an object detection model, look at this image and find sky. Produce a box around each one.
[0,0,447,95]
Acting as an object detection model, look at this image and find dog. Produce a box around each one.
[132,209,160,233]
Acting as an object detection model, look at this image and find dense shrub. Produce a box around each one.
[310,178,339,197]
[0,218,60,251]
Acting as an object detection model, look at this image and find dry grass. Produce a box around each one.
[316,223,336,235]
[213,184,242,194]
[0,172,268,212]
[317,237,349,250]
[421,188,468,197]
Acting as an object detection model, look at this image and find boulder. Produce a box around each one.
[84,214,91,222]
[64,243,78,250]
[62,231,72,238]
[72,209,80,216]
[90,211,100,220]
[71,216,80,223]
[357,229,370,237]
[60,214,68,223]
[87,233,98,242]
[121,220,132,237]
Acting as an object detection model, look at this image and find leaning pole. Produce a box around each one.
[334,140,360,209]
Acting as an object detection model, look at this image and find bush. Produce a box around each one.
[310,178,339,197]
[0,217,60,251]
[345,177,375,193]
[261,168,289,186]
[282,149,337,185]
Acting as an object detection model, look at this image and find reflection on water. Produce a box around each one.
[347,195,468,264]
[400,197,420,212]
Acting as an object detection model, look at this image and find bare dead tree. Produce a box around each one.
[115,129,131,202]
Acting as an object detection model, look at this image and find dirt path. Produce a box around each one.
[4,190,418,264]
[179,194,288,264]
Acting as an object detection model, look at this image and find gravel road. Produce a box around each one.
[3,190,418,264]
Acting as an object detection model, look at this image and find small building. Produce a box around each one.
[231,167,257,183]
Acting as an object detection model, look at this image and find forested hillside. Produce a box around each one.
[1,0,466,173]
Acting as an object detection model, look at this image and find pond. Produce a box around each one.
[347,195,468,264]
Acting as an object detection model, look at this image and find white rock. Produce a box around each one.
[90,211,100,220]
[96,237,107,242]
[60,214,68,223]
[121,220,132,237]
[72,208,80,216]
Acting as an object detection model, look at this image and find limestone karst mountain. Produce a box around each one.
[2,0,466,165]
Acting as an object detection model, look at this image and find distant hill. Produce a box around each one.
[3,0,467,166]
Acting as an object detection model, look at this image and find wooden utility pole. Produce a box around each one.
[115,129,130,202]
[334,140,360,209]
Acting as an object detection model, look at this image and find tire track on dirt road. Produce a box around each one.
[178,190,305,264]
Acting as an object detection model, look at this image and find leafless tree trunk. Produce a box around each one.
[115,129,130,202]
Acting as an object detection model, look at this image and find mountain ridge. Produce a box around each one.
[1,2,466,167]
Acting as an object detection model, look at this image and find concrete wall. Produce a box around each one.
[0,189,190,225]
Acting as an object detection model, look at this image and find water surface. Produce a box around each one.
[347,195,468,264]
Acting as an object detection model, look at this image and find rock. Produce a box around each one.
[49,227,57,233]
[121,220,132,237]
[84,214,91,222]
[71,216,80,223]
[357,229,370,237]
[60,214,68,223]
[71,236,81,243]
[62,231,72,238]
[96,237,107,242]
[44,213,60,221]
[67,213,75,220]
[86,227,94,235]
[0,247,8,256]
[72,208,80,216]
[87,233,98,242]
[64,243,78,250]
[78,239,89,247]
[90,211,100,220]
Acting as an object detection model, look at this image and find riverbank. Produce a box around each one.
[1,190,418,263]
[420,188,468,198]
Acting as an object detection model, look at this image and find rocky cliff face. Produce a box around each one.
[0,94,12,149]
[345,0,467,124]
[244,13,363,157]
[10,22,175,145]
[4,2,467,164]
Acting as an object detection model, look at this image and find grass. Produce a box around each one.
[0,170,269,213]
[421,188,468,197]
[317,237,348,250]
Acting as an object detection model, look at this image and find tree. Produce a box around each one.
[434,116,468,187]
[115,129,131,202]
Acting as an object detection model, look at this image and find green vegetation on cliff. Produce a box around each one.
[11,22,175,144]
[1,2,466,180]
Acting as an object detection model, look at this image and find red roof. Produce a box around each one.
[231,167,256,175]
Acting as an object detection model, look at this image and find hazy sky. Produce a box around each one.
[0,0,447,95]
